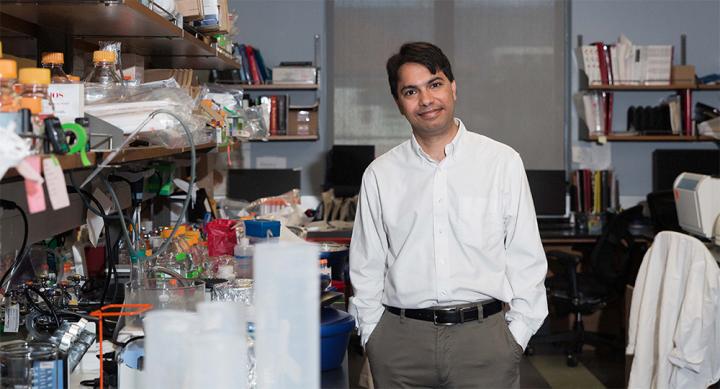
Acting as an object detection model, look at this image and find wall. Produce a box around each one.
[571,0,720,206]
[226,0,720,203]
[227,0,330,197]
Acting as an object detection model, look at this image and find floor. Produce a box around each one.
[346,339,627,389]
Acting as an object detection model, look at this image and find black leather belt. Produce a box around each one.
[385,300,502,325]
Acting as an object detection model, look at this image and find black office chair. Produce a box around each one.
[646,190,682,233]
[529,205,645,367]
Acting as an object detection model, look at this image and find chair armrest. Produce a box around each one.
[546,250,582,268]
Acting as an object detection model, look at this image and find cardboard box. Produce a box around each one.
[217,0,230,34]
[176,0,204,21]
[288,108,318,136]
[671,65,695,86]
[272,67,317,84]
[47,83,85,123]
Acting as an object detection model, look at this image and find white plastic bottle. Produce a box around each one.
[233,237,254,279]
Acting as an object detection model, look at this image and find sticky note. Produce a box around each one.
[43,156,70,210]
[22,155,46,214]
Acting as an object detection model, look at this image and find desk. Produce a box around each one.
[540,224,655,245]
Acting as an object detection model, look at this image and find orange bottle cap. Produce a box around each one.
[0,59,17,79]
[18,68,50,85]
[92,50,116,64]
[41,52,64,65]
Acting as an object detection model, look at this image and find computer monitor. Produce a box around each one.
[525,170,569,218]
[227,169,301,202]
[652,149,720,192]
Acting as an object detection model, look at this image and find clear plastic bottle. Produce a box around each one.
[0,58,19,112]
[233,237,254,279]
[41,52,71,83]
[17,68,51,115]
[84,50,123,103]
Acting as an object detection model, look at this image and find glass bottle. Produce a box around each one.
[17,68,51,115]
[83,50,122,85]
[84,50,123,104]
[0,58,19,112]
[41,52,71,83]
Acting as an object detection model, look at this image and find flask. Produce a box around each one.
[41,52,71,83]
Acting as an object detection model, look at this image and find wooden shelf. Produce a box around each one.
[589,83,720,91]
[252,135,319,142]
[2,152,98,181]
[585,134,717,142]
[101,141,217,163]
[215,82,319,90]
[588,84,695,91]
[1,142,217,182]
[0,0,240,70]
[696,84,720,90]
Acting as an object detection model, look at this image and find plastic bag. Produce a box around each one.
[205,219,238,257]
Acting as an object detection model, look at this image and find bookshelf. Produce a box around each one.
[227,85,321,142]
[0,0,241,70]
[580,83,719,143]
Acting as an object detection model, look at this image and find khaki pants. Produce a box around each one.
[365,309,522,389]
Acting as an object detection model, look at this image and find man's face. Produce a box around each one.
[395,62,457,137]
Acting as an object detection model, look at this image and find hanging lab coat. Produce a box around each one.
[627,231,720,389]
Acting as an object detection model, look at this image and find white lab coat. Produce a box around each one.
[627,231,720,389]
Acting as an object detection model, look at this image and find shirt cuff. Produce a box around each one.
[508,318,533,351]
[360,322,378,348]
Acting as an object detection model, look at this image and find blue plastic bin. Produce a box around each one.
[320,307,355,371]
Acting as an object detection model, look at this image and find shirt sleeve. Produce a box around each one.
[348,168,389,347]
[502,153,549,350]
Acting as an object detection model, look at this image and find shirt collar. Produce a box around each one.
[410,118,466,163]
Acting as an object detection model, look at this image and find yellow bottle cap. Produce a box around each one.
[92,50,116,64]
[41,52,64,65]
[0,59,17,79]
[18,68,50,85]
[67,75,80,82]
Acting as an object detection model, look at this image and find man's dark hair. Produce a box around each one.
[386,42,454,100]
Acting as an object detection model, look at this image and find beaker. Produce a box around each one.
[0,341,59,389]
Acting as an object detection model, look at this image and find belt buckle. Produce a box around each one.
[432,310,455,326]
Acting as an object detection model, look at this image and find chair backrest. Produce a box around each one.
[589,205,644,289]
[646,190,681,233]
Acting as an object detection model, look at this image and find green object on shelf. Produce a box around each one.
[63,122,91,167]
[146,161,175,196]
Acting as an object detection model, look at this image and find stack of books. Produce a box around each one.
[570,169,619,214]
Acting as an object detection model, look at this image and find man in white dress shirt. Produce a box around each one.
[349,42,548,388]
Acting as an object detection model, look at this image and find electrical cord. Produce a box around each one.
[0,200,29,294]
[24,285,60,328]
[98,109,197,264]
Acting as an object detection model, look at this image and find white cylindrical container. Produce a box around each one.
[142,310,199,389]
[254,242,319,389]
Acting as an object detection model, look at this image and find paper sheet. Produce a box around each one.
[43,157,71,210]
[22,156,46,214]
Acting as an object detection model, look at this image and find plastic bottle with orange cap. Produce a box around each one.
[0,57,19,112]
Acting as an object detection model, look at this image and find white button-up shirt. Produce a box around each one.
[349,119,548,349]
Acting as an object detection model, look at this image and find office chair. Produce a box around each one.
[646,190,682,233]
[529,205,645,367]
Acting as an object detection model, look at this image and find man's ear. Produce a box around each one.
[451,80,457,101]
